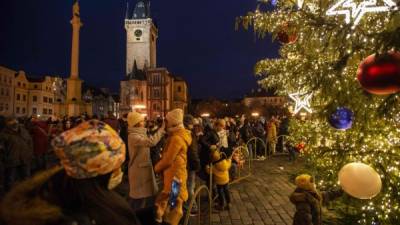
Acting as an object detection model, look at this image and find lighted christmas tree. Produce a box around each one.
[239,0,400,224]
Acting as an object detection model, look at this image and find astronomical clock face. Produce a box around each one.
[134,29,143,37]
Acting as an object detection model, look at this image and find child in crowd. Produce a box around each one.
[290,174,343,225]
[206,149,232,211]
[230,148,245,181]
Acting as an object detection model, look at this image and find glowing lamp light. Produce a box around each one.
[201,113,210,118]
[339,162,382,199]
[326,0,398,28]
[251,112,260,117]
[289,92,313,114]
[141,113,147,117]
[132,104,146,109]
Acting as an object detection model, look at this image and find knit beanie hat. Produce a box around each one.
[127,111,144,127]
[193,118,200,125]
[295,174,314,191]
[183,114,194,128]
[166,109,184,127]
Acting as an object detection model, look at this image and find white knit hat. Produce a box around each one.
[193,118,200,125]
[166,109,184,127]
[127,111,144,127]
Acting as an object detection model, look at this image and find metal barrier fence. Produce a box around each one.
[277,135,289,153]
[183,185,212,225]
[182,145,254,225]
[246,137,268,161]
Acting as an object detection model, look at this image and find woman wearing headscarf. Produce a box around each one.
[0,120,141,225]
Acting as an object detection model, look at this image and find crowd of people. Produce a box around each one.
[0,110,295,225]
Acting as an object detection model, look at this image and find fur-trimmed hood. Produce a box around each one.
[0,166,63,225]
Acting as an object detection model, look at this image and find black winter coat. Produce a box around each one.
[0,126,33,168]
[187,132,201,172]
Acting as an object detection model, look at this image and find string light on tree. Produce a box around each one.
[326,0,398,28]
[289,92,313,114]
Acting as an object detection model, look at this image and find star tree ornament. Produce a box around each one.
[289,92,313,114]
[326,0,398,28]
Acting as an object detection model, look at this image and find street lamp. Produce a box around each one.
[201,113,210,118]
[251,112,260,117]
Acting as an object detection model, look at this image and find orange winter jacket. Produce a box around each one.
[155,128,192,202]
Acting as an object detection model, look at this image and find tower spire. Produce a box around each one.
[125,1,129,19]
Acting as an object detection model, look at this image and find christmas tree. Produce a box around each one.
[239,0,400,224]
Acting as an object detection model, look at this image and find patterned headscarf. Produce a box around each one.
[51,120,126,179]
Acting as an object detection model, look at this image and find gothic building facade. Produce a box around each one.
[120,0,188,119]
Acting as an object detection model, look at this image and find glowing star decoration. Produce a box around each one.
[289,92,313,114]
[297,0,304,8]
[326,0,398,28]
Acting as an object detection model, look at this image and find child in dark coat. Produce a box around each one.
[290,174,343,225]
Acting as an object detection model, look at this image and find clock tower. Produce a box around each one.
[125,0,158,74]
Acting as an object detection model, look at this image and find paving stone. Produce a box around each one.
[196,156,302,225]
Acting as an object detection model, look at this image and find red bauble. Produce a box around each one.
[295,142,305,152]
[277,23,297,44]
[357,51,400,95]
[278,31,297,44]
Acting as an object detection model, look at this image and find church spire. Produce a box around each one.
[125,1,129,19]
[132,0,151,19]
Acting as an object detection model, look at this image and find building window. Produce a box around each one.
[154,88,161,98]
[32,108,37,114]
[5,104,8,110]
[17,94,20,101]
[18,82,21,87]
[23,83,26,88]
[49,98,53,103]
[140,92,143,101]
[43,96,48,103]
[0,104,3,111]
[0,88,3,96]
[22,108,26,114]
[5,89,9,96]
[23,95,26,101]
[33,96,37,102]
[178,86,182,92]
[16,107,20,114]
[34,85,38,89]
[48,109,53,115]
[43,108,48,114]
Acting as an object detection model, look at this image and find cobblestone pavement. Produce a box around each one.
[208,155,303,225]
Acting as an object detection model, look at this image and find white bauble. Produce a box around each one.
[338,162,382,199]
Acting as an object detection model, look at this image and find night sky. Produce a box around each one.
[0,0,279,99]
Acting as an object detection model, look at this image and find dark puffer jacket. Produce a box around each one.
[1,126,33,168]
[289,188,343,225]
